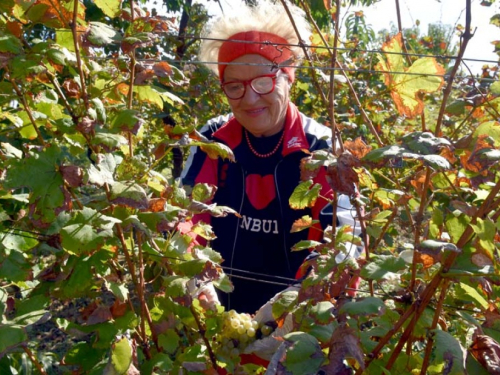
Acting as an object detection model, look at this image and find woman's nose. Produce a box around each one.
[240,84,260,103]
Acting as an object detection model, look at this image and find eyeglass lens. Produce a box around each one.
[222,75,275,99]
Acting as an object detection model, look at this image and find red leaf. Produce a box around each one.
[326,151,361,195]
[470,333,500,374]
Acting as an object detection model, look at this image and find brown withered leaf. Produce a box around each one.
[470,333,500,375]
[451,200,478,216]
[148,198,166,213]
[134,69,155,85]
[291,216,314,233]
[153,61,172,77]
[197,261,223,283]
[300,155,320,181]
[62,79,81,99]
[323,325,365,374]
[461,134,496,174]
[441,147,458,164]
[344,137,372,159]
[483,305,500,329]
[7,21,22,38]
[60,165,83,188]
[472,253,494,267]
[86,305,113,325]
[110,299,128,318]
[415,253,439,269]
[326,151,361,196]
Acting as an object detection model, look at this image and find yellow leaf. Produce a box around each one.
[377,33,445,118]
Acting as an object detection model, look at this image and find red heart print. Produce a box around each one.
[245,174,275,210]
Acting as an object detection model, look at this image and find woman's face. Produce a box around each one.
[222,54,291,137]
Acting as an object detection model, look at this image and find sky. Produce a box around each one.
[194,0,499,74]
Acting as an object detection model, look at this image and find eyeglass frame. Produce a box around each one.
[220,72,287,100]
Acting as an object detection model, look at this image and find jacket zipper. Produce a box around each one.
[274,159,293,274]
[228,164,246,308]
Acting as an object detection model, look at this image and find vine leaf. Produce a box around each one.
[360,254,407,281]
[326,151,360,195]
[103,336,133,375]
[0,326,27,356]
[93,0,122,18]
[377,33,445,118]
[324,325,365,373]
[470,333,500,374]
[430,330,467,375]
[289,180,322,209]
[281,332,325,375]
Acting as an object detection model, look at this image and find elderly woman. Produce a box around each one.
[182,0,338,313]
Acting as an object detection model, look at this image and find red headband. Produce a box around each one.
[218,31,295,82]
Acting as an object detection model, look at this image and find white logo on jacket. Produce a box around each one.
[240,215,279,234]
[287,136,302,148]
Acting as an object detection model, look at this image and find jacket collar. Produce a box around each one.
[212,103,310,156]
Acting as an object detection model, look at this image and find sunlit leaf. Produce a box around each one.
[93,0,122,18]
[289,180,322,209]
[377,33,445,118]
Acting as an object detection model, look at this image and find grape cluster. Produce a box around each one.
[215,309,274,358]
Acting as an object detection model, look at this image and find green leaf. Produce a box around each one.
[110,109,143,135]
[191,140,235,162]
[470,218,496,256]
[401,132,452,155]
[141,352,173,373]
[456,282,489,310]
[0,35,23,54]
[93,0,121,18]
[91,97,107,123]
[87,22,121,46]
[446,215,470,243]
[47,48,66,66]
[291,240,321,251]
[271,290,298,320]
[61,223,112,255]
[4,145,64,222]
[55,29,75,51]
[0,325,27,354]
[289,180,322,209]
[110,337,132,374]
[417,239,459,253]
[1,231,39,251]
[429,330,466,375]
[109,181,148,209]
[377,34,444,118]
[360,255,407,280]
[109,282,129,302]
[64,342,103,371]
[282,332,324,375]
[339,297,386,316]
[135,85,164,109]
[191,183,216,203]
[92,132,128,150]
[473,121,500,147]
[158,329,180,354]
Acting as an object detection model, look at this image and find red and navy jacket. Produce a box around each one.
[181,103,334,313]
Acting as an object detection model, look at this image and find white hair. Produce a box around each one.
[199,0,312,77]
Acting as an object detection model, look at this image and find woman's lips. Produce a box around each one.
[245,107,266,117]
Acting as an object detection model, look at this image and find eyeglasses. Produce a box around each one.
[221,73,282,100]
